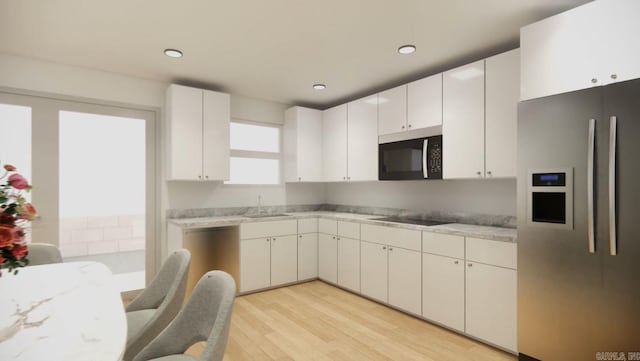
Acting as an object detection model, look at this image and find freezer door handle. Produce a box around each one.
[609,116,617,256]
[587,118,596,254]
[422,139,429,178]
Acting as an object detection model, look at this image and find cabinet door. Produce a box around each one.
[520,1,603,101]
[285,107,323,182]
[485,49,519,178]
[318,233,338,284]
[604,0,640,85]
[167,85,203,180]
[322,104,348,182]
[388,247,421,315]
[298,233,318,281]
[378,85,407,135]
[466,262,517,352]
[270,235,298,287]
[337,237,360,292]
[407,74,442,129]
[443,60,486,179]
[347,95,378,181]
[422,253,464,332]
[360,241,388,303]
[202,90,230,180]
[240,238,271,292]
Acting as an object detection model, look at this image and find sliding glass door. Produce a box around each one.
[0,91,156,292]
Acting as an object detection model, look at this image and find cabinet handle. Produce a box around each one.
[382,246,387,250]
[611,74,617,80]
[266,238,270,242]
[332,236,336,240]
[408,124,412,129]
[298,177,302,181]
[343,176,346,180]
[467,263,473,267]
[454,260,459,265]
[591,78,598,84]
[487,171,492,176]
[299,235,302,238]
[476,171,482,176]
[198,175,202,179]
[389,247,393,251]
[337,237,341,241]
[401,125,405,130]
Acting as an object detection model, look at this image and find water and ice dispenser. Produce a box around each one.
[527,168,573,229]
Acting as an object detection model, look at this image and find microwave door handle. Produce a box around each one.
[423,139,429,178]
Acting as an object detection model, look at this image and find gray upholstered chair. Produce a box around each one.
[132,271,236,361]
[27,243,63,266]
[124,249,191,361]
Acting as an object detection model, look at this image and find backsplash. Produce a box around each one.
[167,204,516,228]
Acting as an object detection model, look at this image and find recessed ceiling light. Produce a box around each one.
[312,83,326,90]
[397,44,416,55]
[164,49,183,58]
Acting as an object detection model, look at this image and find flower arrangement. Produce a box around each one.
[0,164,37,275]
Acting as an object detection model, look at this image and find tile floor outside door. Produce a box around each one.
[187,280,516,361]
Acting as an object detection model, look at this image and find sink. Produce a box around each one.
[245,213,290,218]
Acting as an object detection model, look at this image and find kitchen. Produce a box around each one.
[0,0,639,361]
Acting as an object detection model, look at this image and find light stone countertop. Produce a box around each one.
[0,262,126,361]
[168,211,517,243]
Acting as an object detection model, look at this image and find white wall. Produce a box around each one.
[327,179,517,216]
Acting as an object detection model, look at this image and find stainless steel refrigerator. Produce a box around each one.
[517,78,640,360]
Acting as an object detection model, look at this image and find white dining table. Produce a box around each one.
[0,262,127,361]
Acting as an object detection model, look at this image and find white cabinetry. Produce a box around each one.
[422,253,465,331]
[360,224,422,315]
[378,85,407,135]
[520,0,640,101]
[239,220,298,293]
[485,49,519,178]
[318,233,338,284]
[360,241,388,303]
[337,236,360,292]
[297,218,318,281]
[322,105,348,182]
[347,95,378,181]
[443,60,486,179]
[166,84,230,181]
[465,238,517,352]
[407,74,443,129]
[284,107,324,182]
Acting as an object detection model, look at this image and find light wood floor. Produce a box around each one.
[186,281,516,361]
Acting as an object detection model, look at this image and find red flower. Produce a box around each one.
[24,203,37,216]
[8,173,29,190]
[3,164,16,171]
[0,224,14,248]
[11,244,28,259]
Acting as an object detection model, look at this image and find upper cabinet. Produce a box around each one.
[322,104,348,182]
[521,0,640,101]
[443,60,486,179]
[166,84,230,181]
[378,85,407,135]
[284,107,323,182]
[347,95,378,181]
[407,73,443,129]
[485,49,520,178]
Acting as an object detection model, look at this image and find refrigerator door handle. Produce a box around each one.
[609,116,617,256]
[587,118,596,253]
[422,139,429,178]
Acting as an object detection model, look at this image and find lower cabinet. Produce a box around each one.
[388,246,421,315]
[360,241,388,303]
[318,233,338,284]
[337,237,360,292]
[297,233,318,281]
[240,235,297,293]
[465,261,517,352]
[422,253,465,332]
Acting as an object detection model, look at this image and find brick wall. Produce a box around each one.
[59,215,144,257]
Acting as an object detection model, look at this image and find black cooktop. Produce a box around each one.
[372,217,451,227]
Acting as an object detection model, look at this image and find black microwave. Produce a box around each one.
[378,135,442,180]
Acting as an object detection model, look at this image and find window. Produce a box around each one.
[225,121,281,185]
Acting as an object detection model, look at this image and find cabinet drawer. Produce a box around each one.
[361,224,421,251]
[422,232,464,259]
[337,221,360,239]
[298,218,318,234]
[319,218,337,235]
[466,237,517,269]
[240,220,297,239]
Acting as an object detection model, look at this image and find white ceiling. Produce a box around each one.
[0,0,590,108]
